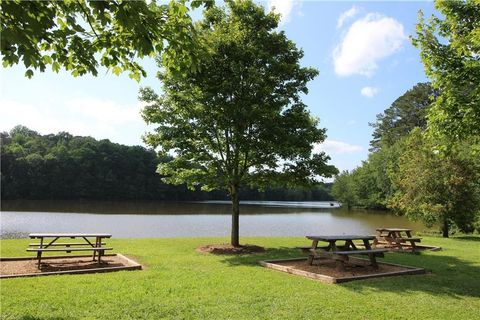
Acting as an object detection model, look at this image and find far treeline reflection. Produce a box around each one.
[1,126,334,202]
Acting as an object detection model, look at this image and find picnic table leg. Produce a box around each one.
[37,237,44,269]
[406,231,418,254]
[307,240,318,265]
[363,239,379,269]
[93,237,99,261]
[373,231,383,248]
[329,241,345,271]
[98,249,104,265]
[392,232,403,251]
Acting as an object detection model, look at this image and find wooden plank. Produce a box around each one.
[0,254,142,279]
[29,242,107,247]
[259,261,336,284]
[1,254,116,261]
[335,268,426,283]
[259,257,426,284]
[29,233,112,238]
[296,246,329,251]
[307,235,375,241]
[27,247,113,252]
[333,249,387,255]
[376,228,412,232]
[399,237,421,242]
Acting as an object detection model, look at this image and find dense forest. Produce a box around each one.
[331,82,480,235]
[0,126,334,202]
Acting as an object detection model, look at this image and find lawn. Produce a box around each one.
[1,236,479,319]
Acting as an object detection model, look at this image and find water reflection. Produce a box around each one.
[0,200,426,239]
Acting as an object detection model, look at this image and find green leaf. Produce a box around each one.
[52,62,60,72]
[25,69,34,78]
[112,65,122,76]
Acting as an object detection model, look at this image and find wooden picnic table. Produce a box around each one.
[27,233,112,268]
[374,228,421,253]
[306,235,387,270]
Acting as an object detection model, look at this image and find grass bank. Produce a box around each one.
[1,236,479,319]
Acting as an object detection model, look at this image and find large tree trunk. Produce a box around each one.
[442,217,449,238]
[230,184,240,247]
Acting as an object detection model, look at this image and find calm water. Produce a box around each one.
[0,200,426,239]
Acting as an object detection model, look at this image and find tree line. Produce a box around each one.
[332,82,480,236]
[0,126,334,202]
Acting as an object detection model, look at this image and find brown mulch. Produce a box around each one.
[1,256,126,276]
[197,244,265,254]
[279,258,406,278]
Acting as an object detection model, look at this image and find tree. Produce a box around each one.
[140,0,337,247]
[389,129,480,237]
[369,82,436,151]
[331,171,356,210]
[331,140,405,210]
[413,0,480,142]
[1,0,210,80]
[333,82,432,210]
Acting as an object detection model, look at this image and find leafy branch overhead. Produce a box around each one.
[0,0,211,80]
[413,0,480,141]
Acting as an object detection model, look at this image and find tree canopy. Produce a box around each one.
[389,129,480,237]
[0,0,210,80]
[333,83,434,210]
[141,0,337,246]
[332,80,480,236]
[369,82,436,151]
[413,0,480,142]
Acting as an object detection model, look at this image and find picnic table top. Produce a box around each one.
[306,235,375,241]
[376,228,412,232]
[29,233,112,238]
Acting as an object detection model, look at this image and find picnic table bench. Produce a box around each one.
[306,235,387,270]
[374,228,422,253]
[27,233,112,268]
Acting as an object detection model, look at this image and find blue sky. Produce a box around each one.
[0,1,436,173]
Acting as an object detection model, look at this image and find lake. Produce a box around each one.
[0,200,426,239]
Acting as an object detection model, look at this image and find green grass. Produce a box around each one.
[1,236,479,320]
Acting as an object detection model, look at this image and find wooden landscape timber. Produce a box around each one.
[0,253,142,279]
[259,257,426,284]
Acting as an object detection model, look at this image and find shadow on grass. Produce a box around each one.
[452,235,480,242]
[217,246,303,267]
[219,246,480,299]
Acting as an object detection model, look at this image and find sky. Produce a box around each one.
[0,0,436,174]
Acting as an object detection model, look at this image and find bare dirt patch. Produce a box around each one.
[197,244,265,254]
[0,254,141,278]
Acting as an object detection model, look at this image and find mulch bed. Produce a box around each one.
[0,254,141,278]
[282,258,405,278]
[260,257,426,283]
[197,244,265,254]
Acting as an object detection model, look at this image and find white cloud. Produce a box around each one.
[337,6,360,28]
[314,140,363,155]
[333,13,406,76]
[0,97,144,145]
[360,86,379,98]
[66,97,140,125]
[268,0,299,25]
